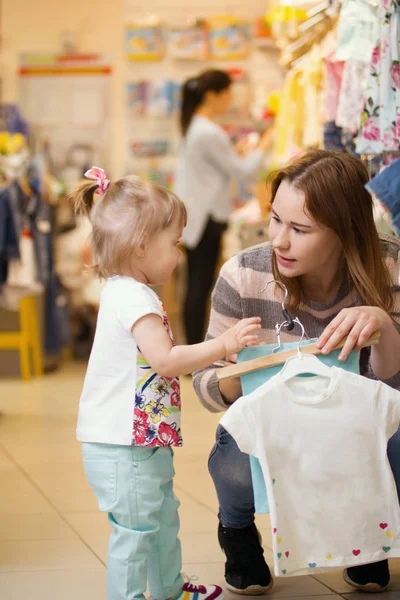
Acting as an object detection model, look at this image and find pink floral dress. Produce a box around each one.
[357,0,400,158]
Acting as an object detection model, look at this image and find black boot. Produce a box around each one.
[343,559,390,593]
[218,522,274,595]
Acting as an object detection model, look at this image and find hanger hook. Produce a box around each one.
[273,317,305,356]
[262,279,288,306]
[272,323,282,354]
[261,280,295,331]
[293,317,306,356]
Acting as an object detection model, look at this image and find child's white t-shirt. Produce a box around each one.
[77,276,182,447]
[220,367,400,577]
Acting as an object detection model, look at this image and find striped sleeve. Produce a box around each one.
[192,255,243,413]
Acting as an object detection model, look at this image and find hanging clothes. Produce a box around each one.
[357,1,400,156]
[0,177,70,354]
[272,46,323,167]
[323,121,346,152]
[336,60,369,132]
[322,36,345,124]
[3,180,51,291]
[220,368,400,578]
[335,0,379,64]
[367,156,400,237]
[328,2,376,147]
[272,68,305,167]
[0,185,19,286]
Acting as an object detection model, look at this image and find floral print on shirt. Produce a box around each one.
[132,300,182,447]
[357,1,400,157]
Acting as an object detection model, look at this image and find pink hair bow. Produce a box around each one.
[84,166,110,195]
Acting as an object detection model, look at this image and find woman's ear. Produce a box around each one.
[203,89,215,106]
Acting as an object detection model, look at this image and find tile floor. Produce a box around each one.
[0,362,399,599]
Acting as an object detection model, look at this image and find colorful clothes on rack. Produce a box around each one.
[0,179,69,353]
[272,68,304,167]
[272,46,323,168]
[336,60,369,132]
[336,0,379,63]
[357,1,400,155]
[323,53,345,122]
[2,181,52,287]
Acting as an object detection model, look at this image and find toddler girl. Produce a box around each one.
[73,167,261,600]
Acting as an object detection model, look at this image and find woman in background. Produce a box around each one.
[176,69,272,345]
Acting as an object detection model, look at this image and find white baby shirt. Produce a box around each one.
[220,367,400,577]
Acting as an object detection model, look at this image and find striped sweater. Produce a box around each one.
[193,234,400,413]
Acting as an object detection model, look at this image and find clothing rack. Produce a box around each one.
[0,165,70,375]
[279,0,340,67]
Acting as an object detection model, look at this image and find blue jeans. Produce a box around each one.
[82,443,183,600]
[209,425,400,529]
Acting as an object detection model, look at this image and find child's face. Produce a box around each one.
[141,219,183,285]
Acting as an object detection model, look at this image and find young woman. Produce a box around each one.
[175,69,272,345]
[193,150,400,595]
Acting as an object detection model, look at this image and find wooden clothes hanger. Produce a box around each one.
[279,0,340,68]
[217,331,380,382]
[216,280,380,382]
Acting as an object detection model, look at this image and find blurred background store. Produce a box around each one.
[1,1,400,598]
[2,0,397,372]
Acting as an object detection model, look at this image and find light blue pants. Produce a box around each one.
[82,443,184,600]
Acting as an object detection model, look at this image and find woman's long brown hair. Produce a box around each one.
[270,150,393,312]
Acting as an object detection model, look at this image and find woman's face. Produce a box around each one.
[269,180,343,280]
[206,86,233,115]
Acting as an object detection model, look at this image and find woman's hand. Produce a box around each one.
[234,138,250,156]
[316,306,391,361]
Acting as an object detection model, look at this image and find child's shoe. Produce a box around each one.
[172,582,224,600]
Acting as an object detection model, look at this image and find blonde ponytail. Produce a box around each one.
[71,180,100,217]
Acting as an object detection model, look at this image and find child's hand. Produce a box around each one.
[220,317,261,356]
[225,353,238,364]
